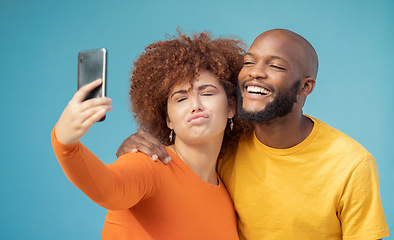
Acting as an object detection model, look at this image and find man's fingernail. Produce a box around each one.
[164,157,171,164]
[131,149,137,153]
[151,154,158,161]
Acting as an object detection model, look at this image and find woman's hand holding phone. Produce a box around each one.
[55,79,112,145]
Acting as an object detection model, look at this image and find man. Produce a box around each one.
[116,29,389,239]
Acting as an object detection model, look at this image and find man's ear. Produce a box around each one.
[300,77,316,96]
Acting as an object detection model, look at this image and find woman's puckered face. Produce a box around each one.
[166,70,235,145]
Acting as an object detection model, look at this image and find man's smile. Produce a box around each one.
[242,80,273,99]
[246,85,271,95]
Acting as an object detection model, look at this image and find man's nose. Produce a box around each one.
[248,64,268,79]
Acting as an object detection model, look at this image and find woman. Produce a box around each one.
[52,31,249,239]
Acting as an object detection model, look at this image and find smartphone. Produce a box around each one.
[78,48,107,121]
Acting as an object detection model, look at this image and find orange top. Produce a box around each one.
[51,129,239,240]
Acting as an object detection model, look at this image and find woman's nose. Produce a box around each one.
[191,96,203,113]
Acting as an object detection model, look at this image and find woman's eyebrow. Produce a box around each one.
[170,84,218,98]
[170,90,188,98]
[198,84,218,91]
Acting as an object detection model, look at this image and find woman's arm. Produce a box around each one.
[52,129,166,210]
[52,80,165,209]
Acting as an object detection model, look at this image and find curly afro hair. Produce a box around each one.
[129,30,252,155]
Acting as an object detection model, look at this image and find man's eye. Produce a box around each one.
[270,65,286,70]
[243,61,253,65]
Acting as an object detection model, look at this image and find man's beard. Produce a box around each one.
[237,79,301,124]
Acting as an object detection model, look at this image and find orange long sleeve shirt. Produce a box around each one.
[51,129,239,239]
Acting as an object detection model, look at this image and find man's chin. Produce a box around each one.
[241,103,266,114]
[237,106,267,124]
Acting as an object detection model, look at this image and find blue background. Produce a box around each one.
[0,0,392,239]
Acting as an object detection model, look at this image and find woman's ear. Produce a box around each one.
[228,99,236,118]
[166,115,173,129]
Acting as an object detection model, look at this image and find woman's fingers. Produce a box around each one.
[72,79,103,103]
[55,79,112,145]
[76,98,111,124]
[79,96,112,113]
[81,105,113,128]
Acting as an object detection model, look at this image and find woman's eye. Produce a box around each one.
[202,92,214,96]
[176,97,187,102]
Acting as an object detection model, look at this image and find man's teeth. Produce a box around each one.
[246,86,270,95]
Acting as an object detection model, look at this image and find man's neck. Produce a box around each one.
[254,112,314,149]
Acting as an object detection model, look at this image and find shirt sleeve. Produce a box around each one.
[338,154,390,240]
[51,127,167,210]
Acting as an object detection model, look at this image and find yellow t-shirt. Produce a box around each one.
[218,115,389,240]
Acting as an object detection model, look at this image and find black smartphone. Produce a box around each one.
[78,48,107,121]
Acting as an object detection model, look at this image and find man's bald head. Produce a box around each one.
[254,29,318,79]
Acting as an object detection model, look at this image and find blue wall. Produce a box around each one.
[0,0,392,239]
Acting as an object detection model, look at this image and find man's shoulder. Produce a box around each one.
[308,115,371,156]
